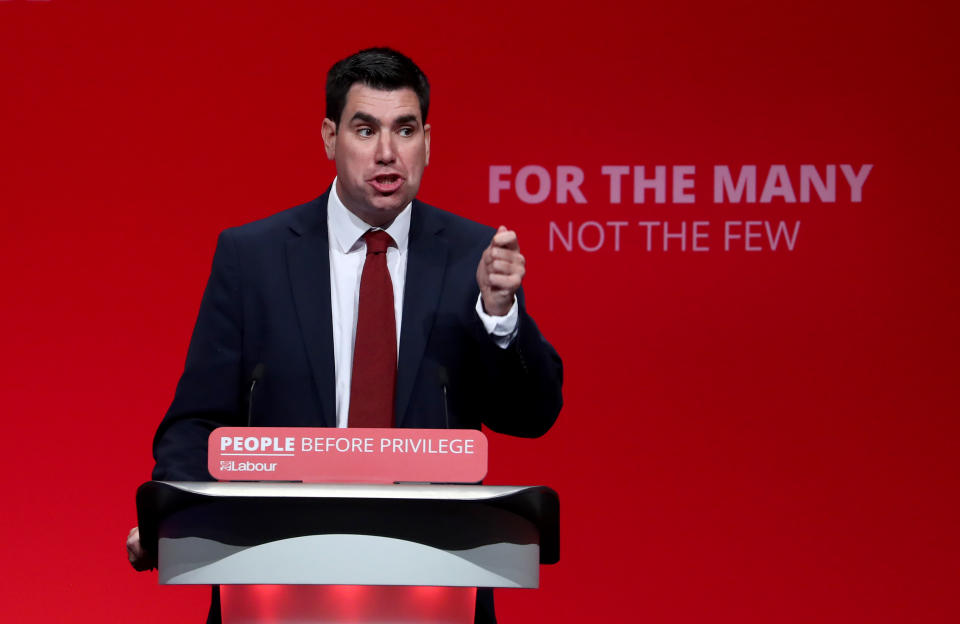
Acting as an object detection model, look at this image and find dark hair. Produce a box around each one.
[325,47,430,128]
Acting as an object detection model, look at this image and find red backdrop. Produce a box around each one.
[2,1,958,621]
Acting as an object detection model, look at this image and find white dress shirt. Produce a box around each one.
[327,180,518,427]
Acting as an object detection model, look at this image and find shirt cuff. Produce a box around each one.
[475,295,519,349]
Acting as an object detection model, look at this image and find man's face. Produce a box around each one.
[322,84,431,227]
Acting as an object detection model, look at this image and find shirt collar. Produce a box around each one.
[327,177,412,254]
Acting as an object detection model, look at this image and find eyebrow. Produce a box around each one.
[393,114,420,127]
[348,112,421,128]
[350,111,380,126]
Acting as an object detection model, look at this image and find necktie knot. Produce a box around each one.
[364,229,394,255]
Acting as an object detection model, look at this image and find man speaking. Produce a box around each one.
[129,47,563,623]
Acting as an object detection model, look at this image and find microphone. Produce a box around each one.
[437,365,451,430]
[247,363,265,427]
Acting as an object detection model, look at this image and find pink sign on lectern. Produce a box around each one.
[208,427,488,483]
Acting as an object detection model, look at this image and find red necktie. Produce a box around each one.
[348,229,397,428]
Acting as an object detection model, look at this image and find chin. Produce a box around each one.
[374,193,413,212]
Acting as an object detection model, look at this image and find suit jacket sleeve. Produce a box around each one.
[462,287,563,438]
[152,230,245,481]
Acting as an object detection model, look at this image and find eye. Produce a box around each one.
[398,126,415,137]
[357,127,374,138]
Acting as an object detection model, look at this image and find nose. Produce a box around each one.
[375,131,396,165]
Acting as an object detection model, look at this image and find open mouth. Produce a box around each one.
[370,174,403,193]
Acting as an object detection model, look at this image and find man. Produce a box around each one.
[128,47,563,623]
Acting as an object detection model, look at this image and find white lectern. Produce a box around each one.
[137,481,559,623]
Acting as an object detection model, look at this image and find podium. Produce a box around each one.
[137,480,559,623]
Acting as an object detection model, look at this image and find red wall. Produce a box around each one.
[2,1,958,621]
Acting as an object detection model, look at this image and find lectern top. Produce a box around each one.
[156,481,538,501]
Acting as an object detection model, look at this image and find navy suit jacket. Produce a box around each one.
[152,190,563,480]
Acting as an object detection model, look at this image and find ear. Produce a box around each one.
[423,123,431,166]
[321,118,337,160]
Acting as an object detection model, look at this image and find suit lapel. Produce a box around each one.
[286,194,337,427]
[396,202,447,427]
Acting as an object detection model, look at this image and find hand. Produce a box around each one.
[476,226,525,317]
[127,526,156,571]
